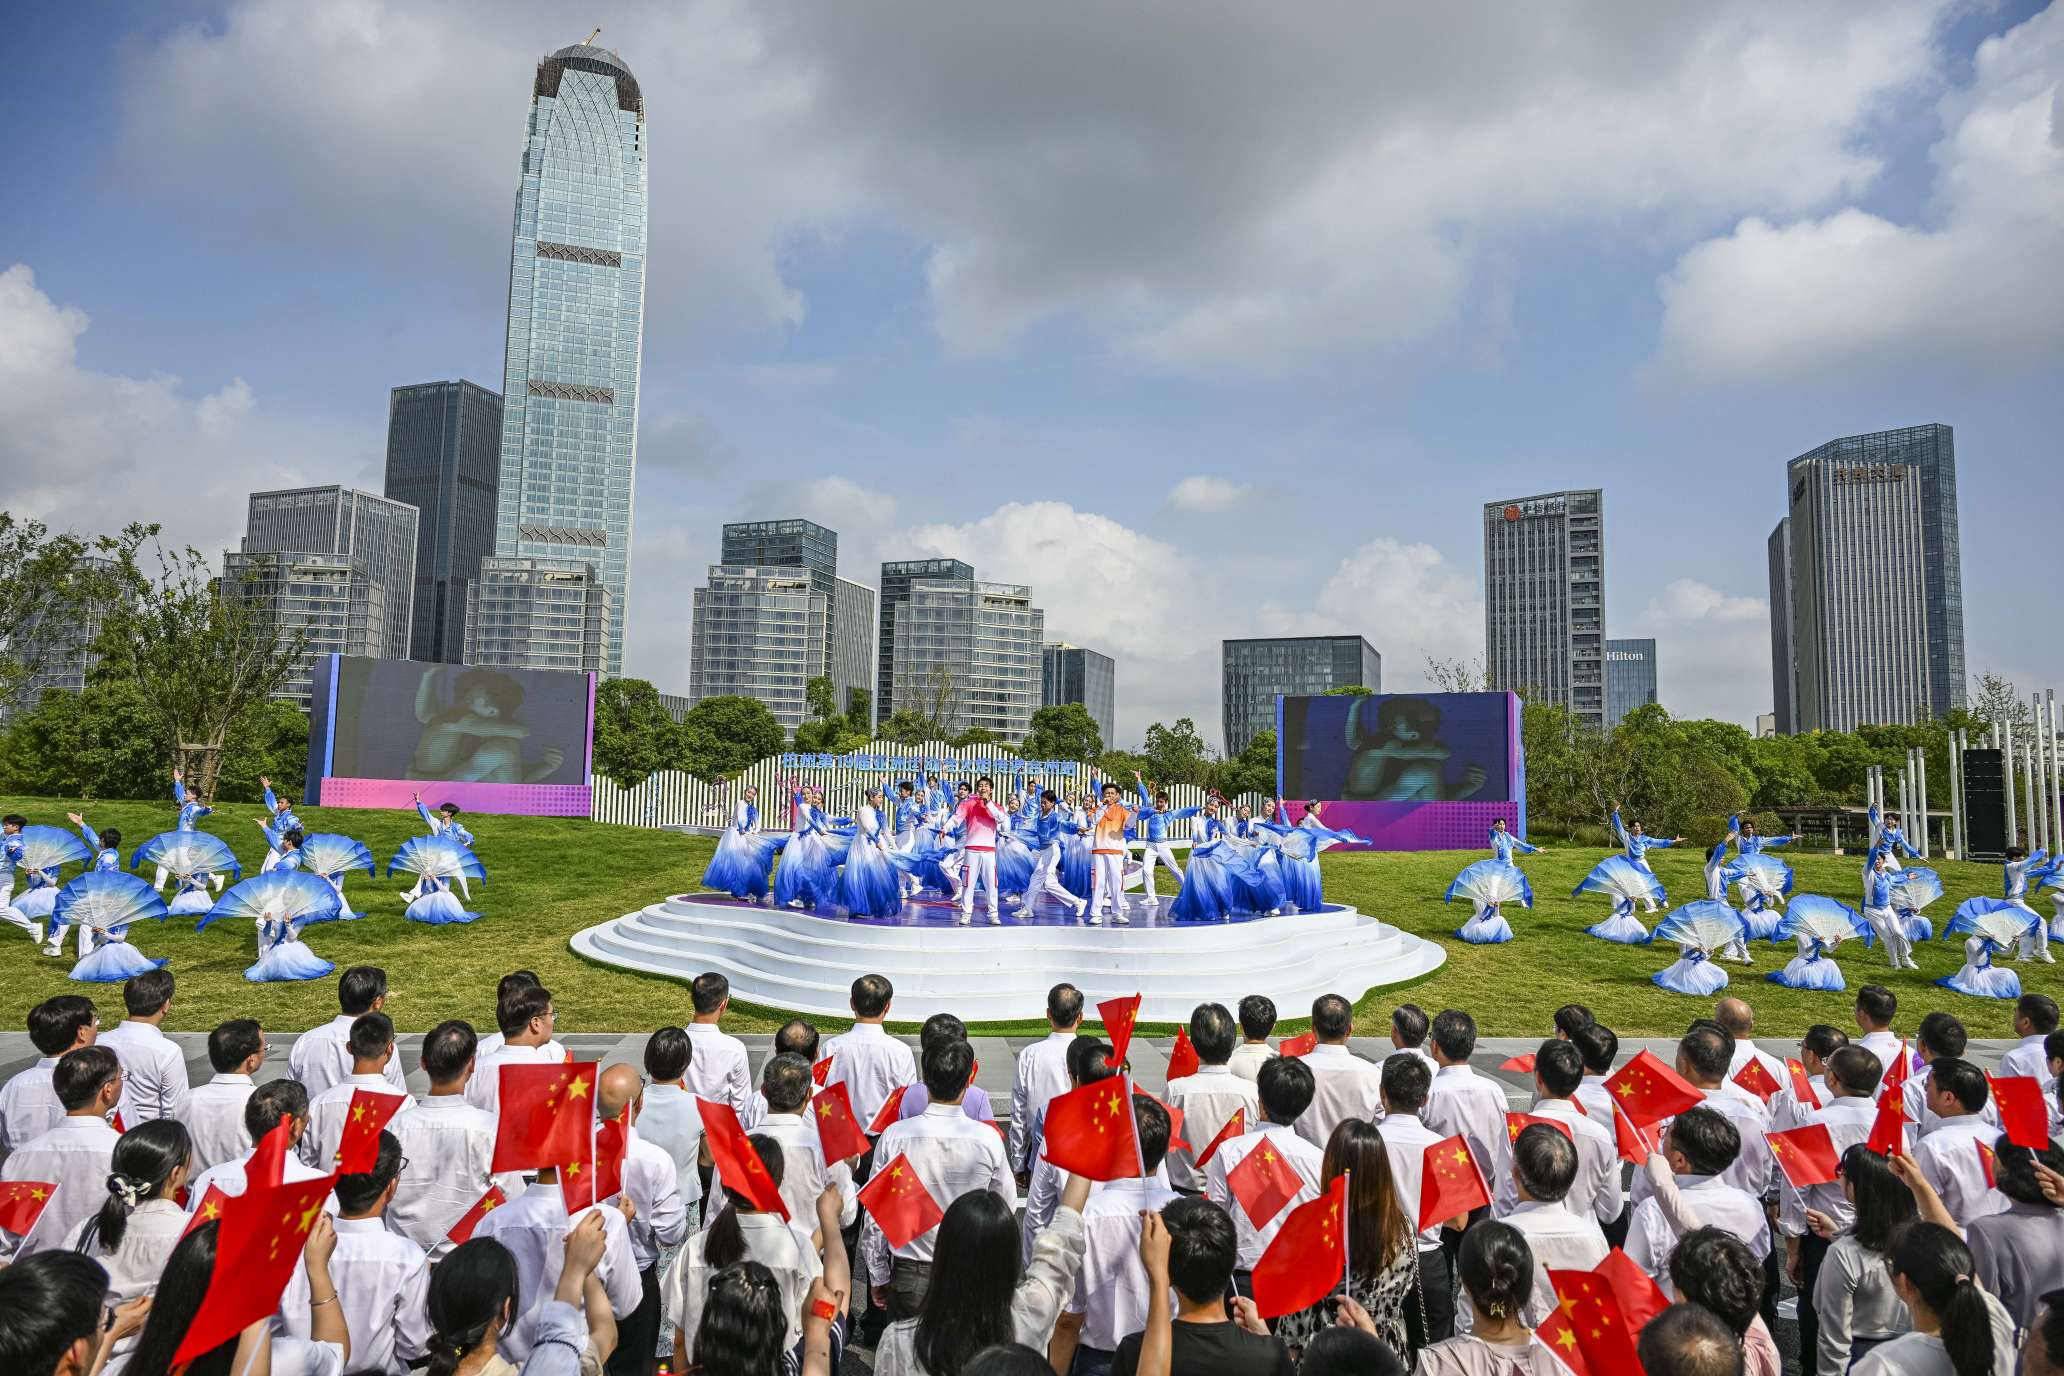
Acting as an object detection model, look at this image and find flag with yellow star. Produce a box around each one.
[248,1117,295,1190]
[1602,1049,1701,1128]
[865,1084,910,1136]
[1731,1057,1781,1105]
[1251,1173,1347,1320]
[699,1097,790,1219]
[1418,1133,1490,1232]
[1765,1123,1839,1190]
[181,1183,230,1237]
[1194,1107,1247,1170]
[1545,1266,1642,1376]
[173,1171,340,1364]
[1278,1030,1318,1058]
[1507,1112,1574,1145]
[1865,1080,1909,1157]
[1987,1074,2049,1150]
[491,1062,598,1173]
[813,1080,871,1164]
[1976,1138,1997,1189]
[1165,1026,1200,1081]
[1536,1304,1592,1375]
[446,1184,508,1245]
[1226,1134,1304,1228]
[1041,1075,1143,1182]
[1097,993,1142,1071]
[333,1088,408,1174]
[561,1117,626,1212]
[855,1150,944,1249]
[1784,1058,1822,1111]
[0,1179,55,1239]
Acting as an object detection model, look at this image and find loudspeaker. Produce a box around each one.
[1961,749,2006,858]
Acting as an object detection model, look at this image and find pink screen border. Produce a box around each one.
[317,777,593,817]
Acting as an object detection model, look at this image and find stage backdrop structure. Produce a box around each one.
[1275,691,1525,850]
[304,655,595,816]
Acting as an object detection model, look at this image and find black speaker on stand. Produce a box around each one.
[1961,748,2007,860]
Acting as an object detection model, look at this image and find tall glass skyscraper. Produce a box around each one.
[240,486,418,665]
[892,581,1046,743]
[878,557,975,718]
[689,566,829,734]
[1042,642,1117,752]
[1482,489,1605,731]
[1604,638,1658,728]
[494,41,647,677]
[385,380,503,663]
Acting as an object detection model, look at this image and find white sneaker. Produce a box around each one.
[1088,911,1104,926]
[40,941,61,957]
[1113,911,1131,925]
[956,910,971,926]
[2040,951,2057,965]
[1074,901,1088,918]
[1141,896,1158,907]
[987,912,1001,926]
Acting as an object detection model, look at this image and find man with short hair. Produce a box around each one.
[475,971,569,1062]
[1021,1037,1118,1260]
[96,969,189,1125]
[187,1078,334,1203]
[1499,1040,1619,1230]
[1424,1009,1510,1187]
[1637,1302,1745,1376]
[1295,993,1381,1148]
[1914,1056,2006,1224]
[0,996,97,1152]
[389,1019,522,1260]
[1770,1024,1848,1132]
[1852,985,1905,1080]
[1165,1003,1258,1194]
[1010,982,1084,1174]
[1477,1124,1607,1333]
[1,1047,123,1248]
[1386,1003,1438,1076]
[1907,1011,1998,1136]
[2004,994,2062,1106]
[1778,1044,1891,1363]
[1375,1052,1454,1341]
[895,1013,997,1122]
[821,974,916,1129]
[636,1027,705,1225]
[1626,1108,1769,1289]
[1640,1024,1773,1204]
[680,972,756,1127]
[1060,1098,1180,1376]
[473,1135,643,1363]
[1203,1057,1323,1287]
[185,1018,265,1171]
[1569,1022,1619,1125]
[304,1011,414,1169]
[1113,1197,1292,1376]
[1714,997,1786,1093]
[468,984,559,1117]
[0,1250,113,1376]
[598,1063,686,1376]
[1227,995,1277,1082]
[2025,1289,2064,1376]
[290,966,405,1101]
[755,1052,859,1233]
[1552,1004,1594,1041]
[278,1131,429,1375]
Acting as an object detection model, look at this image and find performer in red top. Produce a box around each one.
[954,776,1009,926]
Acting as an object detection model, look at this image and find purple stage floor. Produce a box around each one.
[675,890,1345,930]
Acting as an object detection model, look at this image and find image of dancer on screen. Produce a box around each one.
[1340,695,1489,801]
[1131,772,1197,908]
[1086,781,1134,926]
[405,665,566,784]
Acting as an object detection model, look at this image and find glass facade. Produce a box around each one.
[384,380,503,663]
[240,485,418,673]
[688,565,829,734]
[221,551,389,706]
[1041,642,1117,752]
[892,580,1045,743]
[831,576,877,728]
[1604,638,1658,728]
[0,555,119,723]
[1766,518,1794,734]
[877,557,975,718]
[464,556,611,674]
[494,43,647,677]
[1482,488,1605,730]
[1220,636,1381,756]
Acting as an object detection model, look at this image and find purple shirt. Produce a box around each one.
[898,1083,996,1124]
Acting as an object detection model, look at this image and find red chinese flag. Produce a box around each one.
[111,1111,126,1134]
[1537,1307,1593,1376]
[446,1184,507,1245]
[866,1084,910,1136]
[1603,1049,1702,1127]
[699,1098,790,1219]
[1608,1100,1656,1165]
[1507,1112,1574,1145]
[1976,1139,1997,1189]
[491,1062,598,1173]
[1135,1089,1190,1154]
[1499,1053,1537,1073]
[856,1152,945,1250]
[1419,1134,1491,1231]
[1865,1083,1908,1157]
[1987,1075,2050,1150]
[1594,1248,1669,1330]
[1251,1174,1349,1320]
[173,1172,339,1364]
[0,1180,55,1237]
[1098,993,1143,1070]
[1880,1040,1913,1101]
[1279,1030,1318,1058]
[1785,1058,1822,1112]
[1226,1137,1305,1228]
[1195,1107,1246,1169]
[1042,1077,1143,1182]
[811,1056,833,1088]
[813,1081,872,1163]
[182,1183,230,1237]
[562,1118,624,1212]
[1166,1027,1201,1082]
[1546,1269,1643,1376]
[333,1089,408,1174]
[248,1117,293,1190]
[1765,1124,1840,1190]
[1732,1058,1782,1105]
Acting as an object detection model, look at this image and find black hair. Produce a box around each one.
[333,1130,403,1215]
[1187,1003,1236,1065]
[2035,1288,2064,1374]
[244,1078,310,1140]
[1038,790,1057,806]
[1855,985,1896,1027]
[426,1237,522,1376]
[850,974,893,1019]
[644,1026,691,1082]
[98,827,121,851]
[497,985,552,1039]
[79,1118,191,1254]
[1380,1051,1431,1113]
[1841,1145,1919,1253]
[0,813,25,828]
[206,1018,263,1074]
[1323,1118,1410,1279]
[1390,1003,1429,1048]
[694,1261,789,1376]
[1430,1009,1476,1061]
[28,995,98,1056]
[1161,1196,1239,1303]
[1927,1057,1987,1113]
[1311,993,1353,1041]
[1678,1025,1731,1083]
[1827,1046,1885,1098]
[912,1189,1022,1376]
[702,1137,788,1272]
[1571,1022,1617,1075]
[1046,983,1084,1028]
[1299,1328,1408,1376]
[773,1018,819,1060]
[1917,1010,1968,1059]
[1636,1302,1744,1376]
[1456,1220,1534,1322]
[761,1052,813,1114]
[1994,1140,2064,1209]
[280,827,304,850]
[421,1020,478,1082]
[1802,1024,1850,1060]
[1535,1040,1584,1099]
[922,1039,975,1103]
[920,1012,968,1055]
[0,1250,110,1376]
[1886,1222,1996,1376]
[1237,995,1278,1041]
[1668,1107,1741,1178]
[347,1010,394,1062]
[1553,1003,1595,1038]
[495,970,542,1002]
[1513,1124,1576,1204]
[963,1345,1057,1376]
[692,972,730,1015]
[1131,1093,1171,1174]
[1666,1228,1763,1338]
[124,1221,233,1376]
[122,967,175,1018]
[54,1045,120,1111]
[338,965,387,1016]
[1256,1055,1315,1126]
[2019,993,2061,1034]
[439,802,461,817]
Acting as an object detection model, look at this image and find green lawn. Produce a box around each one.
[0,794,2052,1039]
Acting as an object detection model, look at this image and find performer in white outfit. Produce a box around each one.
[953,777,1008,925]
[1086,783,1134,926]
[1130,774,1197,908]
[1862,850,1917,971]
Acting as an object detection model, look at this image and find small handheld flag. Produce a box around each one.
[446,1184,507,1244]
[1765,1124,1840,1190]
[856,1152,944,1250]
[1251,1174,1349,1320]
[1166,1027,1200,1081]
[813,1081,872,1163]
[1419,1134,1490,1232]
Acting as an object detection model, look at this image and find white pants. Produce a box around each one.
[1864,906,1910,967]
[46,916,95,956]
[2012,897,2049,957]
[1635,860,1661,912]
[1091,851,1128,915]
[894,829,918,892]
[0,884,35,940]
[1139,841,1184,902]
[1028,845,1083,912]
[960,849,999,914]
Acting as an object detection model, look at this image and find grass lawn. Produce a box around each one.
[0,793,2053,1039]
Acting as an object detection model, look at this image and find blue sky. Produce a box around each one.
[2,0,2059,749]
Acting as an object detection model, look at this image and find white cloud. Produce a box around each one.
[1650,2,2064,384]
[1166,475,1252,514]
[1625,577,1770,726]
[1259,538,1485,689]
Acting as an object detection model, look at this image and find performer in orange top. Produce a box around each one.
[1087,781,1134,926]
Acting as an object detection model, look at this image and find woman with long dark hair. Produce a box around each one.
[1414,1222,1560,1374]
[60,1119,191,1372]
[423,1213,616,1376]
[1810,1145,1917,1373]
[1966,1139,2064,1333]
[1274,1119,1415,1355]
[688,1183,852,1376]
[122,1213,347,1376]
[1850,1223,2012,1376]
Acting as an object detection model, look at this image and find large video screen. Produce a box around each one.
[1275,692,1524,850]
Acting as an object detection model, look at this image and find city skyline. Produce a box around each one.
[4,3,2060,750]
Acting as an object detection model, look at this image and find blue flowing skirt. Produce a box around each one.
[703,829,783,900]
[1171,846,1243,922]
[406,888,480,925]
[833,838,906,917]
[997,834,1038,895]
[774,831,835,906]
[1457,911,1515,944]
[14,888,56,920]
[1060,836,1094,899]
[1899,912,1934,944]
[1767,953,1845,991]
[169,887,215,916]
[1938,949,2020,999]
[1587,911,1652,945]
[1277,852,1323,912]
[1654,953,1729,995]
[70,934,165,983]
[1741,906,1782,941]
[248,934,335,983]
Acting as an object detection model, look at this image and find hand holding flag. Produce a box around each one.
[1040,1077,1141,1182]
[172,1172,340,1364]
[1766,1123,1840,1189]
[1251,1174,1350,1320]
[1987,1075,2050,1150]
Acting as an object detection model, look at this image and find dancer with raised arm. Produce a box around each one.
[1610,802,1682,911]
[257,775,300,871]
[953,775,1009,926]
[2003,845,2054,963]
[1488,816,1544,865]
[831,785,907,918]
[162,768,220,894]
[1086,781,1134,926]
[1023,789,1090,920]
[1861,850,1918,971]
[57,814,167,982]
[1132,773,1198,909]
[52,812,123,965]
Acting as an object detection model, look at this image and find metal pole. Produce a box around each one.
[2047,689,2062,856]
[1915,744,1929,860]
[2005,721,2018,847]
[2036,694,2052,858]
[2024,745,2037,851]
[1908,749,1921,855]
[1948,729,1963,859]
[1898,766,1911,860]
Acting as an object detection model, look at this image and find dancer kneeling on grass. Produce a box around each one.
[19,822,91,952]
[1651,899,1748,996]
[1725,852,1792,944]
[129,831,241,918]
[1573,855,1659,945]
[298,833,376,919]
[703,785,787,903]
[389,833,485,924]
[56,871,171,983]
[201,868,346,983]
[1767,894,1864,992]
[1444,858,1529,944]
[1937,897,2037,1001]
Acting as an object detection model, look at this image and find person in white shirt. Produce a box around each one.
[278,1130,430,1376]
[636,1027,706,1229]
[2002,993,2060,1102]
[1295,993,1383,1149]
[473,1164,643,1365]
[56,1118,192,1372]
[1203,1055,1323,1281]
[1019,1036,1115,1261]
[1225,994,1278,1084]
[755,1053,858,1235]
[750,1017,823,1123]
[468,983,560,1117]
[1162,1003,1259,1195]
[1374,1052,1456,1342]
[388,1020,524,1261]
[1908,1013,1998,1138]
[1499,1040,1621,1231]
[1771,1024,1850,1133]
[1914,1057,2009,1225]
[302,1011,414,1171]
[1626,1107,1770,1290]
[1008,983,1083,1176]
[184,1018,264,1172]
[822,974,918,1132]
[1852,1222,2016,1376]
[1568,1022,1621,1130]
[96,968,190,1126]
[475,970,571,1062]
[185,1079,335,1205]
[681,973,756,1129]
[1,1045,124,1252]
[662,1134,825,1355]
[864,1038,1018,1319]
[1716,996,1789,1097]
[1385,1003,1440,1078]
[595,1063,687,1376]
[1424,1009,1511,1195]
[1852,985,1907,1082]
[1052,1098,1178,1373]
[0,994,97,1153]
[1779,1044,1894,1365]
[1640,1023,1774,1206]
[1475,1124,1607,1332]
[289,966,406,1103]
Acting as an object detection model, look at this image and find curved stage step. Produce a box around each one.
[571,894,1447,1022]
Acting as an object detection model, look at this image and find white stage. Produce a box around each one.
[570,892,1447,1022]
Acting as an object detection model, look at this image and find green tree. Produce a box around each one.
[1142,717,1212,785]
[1020,703,1104,762]
[677,695,785,780]
[949,726,1010,750]
[843,687,873,735]
[879,709,947,745]
[0,680,162,799]
[1095,749,1150,783]
[803,675,838,723]
[0,512,126,718]
[794,717,869,752]
[1968,671,2032,734]
[1210,727,1277,799]
[592,678,685,788]
[213,699,311,803]
[1322,684,1374,697]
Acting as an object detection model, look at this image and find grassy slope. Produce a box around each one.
[0,795,2052,1038]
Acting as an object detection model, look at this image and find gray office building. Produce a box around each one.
[722,519,837,599]
[0,554,120,723]
[892,580,1045,743]
[1604,638,1658,728]
[222,551,393,706]
[1774,424,1965,732]
[1042,642,1117,753]
[242,486,418,664]
[1767,518,1794,733]
[832,577,877,729]
[878,557,975,719]
[384,380,503,663]
[464,556,612,675]
[1221,636,1382,756]
[689,565,829,735]
[1483,488,1605,731]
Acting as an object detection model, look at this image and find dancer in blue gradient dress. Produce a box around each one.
[390,835,485,925]
[20,823,91,951]
[1767,894,1864,992]
[1938,898,2037,1000]
[1574,855,1660,945]
[50,813,123,966]
[58,873,170,983]
[1171,799,1275,923]
[831,788,908,918]
[702,785,786,902]
[1610,804,1683,912]
[1444,858,1529,944]
[159,769,223,895]
[1651,901,1747,996]
[774,787,850,909]
[204,868,342,983]
[130,832,241,918]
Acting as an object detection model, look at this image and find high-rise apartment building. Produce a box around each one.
[1041,642,1117,752]
[1604,638,1658,728]
[878,557,975,719]
[242,486,418,664]
[464,556,611,675]
[892,581,1045,743]
[221,552,392,706]
[1220,636,1382,756]
[0,554,119,723]
[831,576,877,729]
[1767,518,1794,734]
[493,41,647,677]
[688,566,828,735]
[1774,424,1965,732]
[384,380,503,663]
[721,519,837,599]
[1483,489,1605,730]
